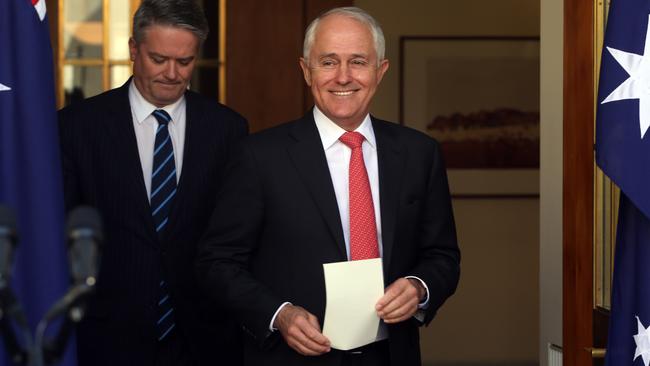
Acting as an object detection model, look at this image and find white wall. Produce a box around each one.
[539,0,563,364]
[422,198,540,365]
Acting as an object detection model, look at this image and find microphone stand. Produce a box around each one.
[0,315,25,365]
[33,282,94,366]
[0,280,95,366]
[0,283,31,366]
[0,205,102,365]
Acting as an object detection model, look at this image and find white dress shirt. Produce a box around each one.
[313,107,382,259]
[128,81,186,200]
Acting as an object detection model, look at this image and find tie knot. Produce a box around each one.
[152,109,171,126]
[339,131,365,149]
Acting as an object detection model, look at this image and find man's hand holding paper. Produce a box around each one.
[376,278,426,324]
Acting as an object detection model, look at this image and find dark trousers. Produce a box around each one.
[339,340,390,366]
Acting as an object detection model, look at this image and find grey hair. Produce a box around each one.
[132,0,209,45]
[303,7,385,64]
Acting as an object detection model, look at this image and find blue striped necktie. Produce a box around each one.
[151,109,176,341]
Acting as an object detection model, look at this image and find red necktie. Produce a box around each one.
[339,131,379,260]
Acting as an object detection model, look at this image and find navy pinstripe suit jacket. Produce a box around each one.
[59,80,247,366]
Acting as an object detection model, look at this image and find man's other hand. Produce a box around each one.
[375,278,425,324]
[274,304,331,356]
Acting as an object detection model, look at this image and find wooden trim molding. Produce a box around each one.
[45,0,60,107]
[563,1,595,366]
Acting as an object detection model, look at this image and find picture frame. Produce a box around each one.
[399,36,540,198]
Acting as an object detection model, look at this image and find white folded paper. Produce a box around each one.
[322,258,384,350]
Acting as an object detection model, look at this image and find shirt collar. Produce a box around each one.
[313,106,376,150]
[128,80,185,125]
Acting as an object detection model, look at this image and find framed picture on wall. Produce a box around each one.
[399,36,540,197]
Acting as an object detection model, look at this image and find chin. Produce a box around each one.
[330,111,359,122]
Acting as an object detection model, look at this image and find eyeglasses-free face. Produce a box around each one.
[300,14,389,130]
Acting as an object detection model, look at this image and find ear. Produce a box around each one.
[128,37,138,62]
[376,59,390,85]
[299,58,312,87]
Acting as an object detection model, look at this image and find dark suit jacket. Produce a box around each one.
[196,112,460,366]
[58,80,248,366]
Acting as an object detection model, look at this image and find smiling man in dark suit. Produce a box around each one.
[58,0,247,365]
[197,6,460,366]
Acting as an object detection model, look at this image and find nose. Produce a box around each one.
[335,62,352,84]
[163,61,178,80]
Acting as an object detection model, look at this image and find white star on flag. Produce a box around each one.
[0,83,10,92]
[34,0,46,21]
[635,316,650,366]
[601,14,650,138]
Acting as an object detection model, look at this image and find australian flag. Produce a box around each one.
[596,1,650,365]
[0,0,75,365]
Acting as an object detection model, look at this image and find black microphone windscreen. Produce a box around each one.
[66,206,103,242]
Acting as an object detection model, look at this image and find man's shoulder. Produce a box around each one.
[58,86,126,121]
[246,117,305,143]
[372,116,441,151]
[184,89,247,125]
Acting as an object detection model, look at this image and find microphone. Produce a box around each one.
[0,204,24,327]
[0,204,17,290]
[66,206,103,288]
[40,206,103,323]
[0,205,30,364]
[35,207,103,365]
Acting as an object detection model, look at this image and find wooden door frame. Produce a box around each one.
[563,0,595,365]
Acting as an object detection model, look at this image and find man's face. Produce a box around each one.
[299,15,389,130]
[129,24,199,107]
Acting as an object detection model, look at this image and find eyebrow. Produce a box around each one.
[317,53,339,59]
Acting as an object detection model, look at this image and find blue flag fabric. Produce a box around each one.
[596,0,650,219]
[605,194,650,366]
[0,0,75,365]
[596,1,650,365]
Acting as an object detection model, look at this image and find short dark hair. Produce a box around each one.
[132,0,209,44]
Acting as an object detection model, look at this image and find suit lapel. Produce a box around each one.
[104,81,157,238]
[373,117,404,271]
[287,114,347,260]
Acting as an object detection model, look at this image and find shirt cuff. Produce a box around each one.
[269,302,292,331]
[405,276,430,309]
